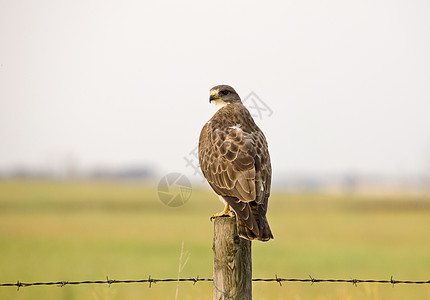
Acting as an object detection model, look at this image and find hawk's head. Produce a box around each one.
[209,85,241,110]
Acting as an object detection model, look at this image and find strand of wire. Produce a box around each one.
[1,275,430,290]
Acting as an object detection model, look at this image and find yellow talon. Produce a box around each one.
[210,204,235,221]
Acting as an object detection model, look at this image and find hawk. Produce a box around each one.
[198,85,273,241]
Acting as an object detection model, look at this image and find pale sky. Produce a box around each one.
[1,0,429,181]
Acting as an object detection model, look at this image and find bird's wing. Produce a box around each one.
[200,124,254,200]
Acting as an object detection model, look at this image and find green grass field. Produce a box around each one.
[0,180,429,299]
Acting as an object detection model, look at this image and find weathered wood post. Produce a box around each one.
[213,216,252,300]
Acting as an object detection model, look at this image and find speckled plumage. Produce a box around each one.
[199,85,273,241]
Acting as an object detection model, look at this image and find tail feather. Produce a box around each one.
[222,195,273,242]
[237,200,273,242]
[237,214,273,241]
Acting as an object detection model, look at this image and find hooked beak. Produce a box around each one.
[209,90,217,103]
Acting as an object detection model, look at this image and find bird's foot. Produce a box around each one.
[210,209,235,221]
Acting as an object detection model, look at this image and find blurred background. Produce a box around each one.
[0,0,429,299]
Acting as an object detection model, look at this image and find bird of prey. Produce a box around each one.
[198,85,273,241]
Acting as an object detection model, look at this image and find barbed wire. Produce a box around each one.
[1,275,429,290]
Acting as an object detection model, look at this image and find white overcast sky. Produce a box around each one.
[0,0,429,180]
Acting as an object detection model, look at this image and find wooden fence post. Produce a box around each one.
[213,216,252,300]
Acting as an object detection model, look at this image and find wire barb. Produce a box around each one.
[59,280,67,287]
[390,276,396,287]
[148,275,153,288]
[275,274,282,286]
[16,281,22,291]
[106,276,112,288]
[309,275,316,285]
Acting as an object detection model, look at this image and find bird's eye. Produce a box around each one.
[221,90,229,95]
